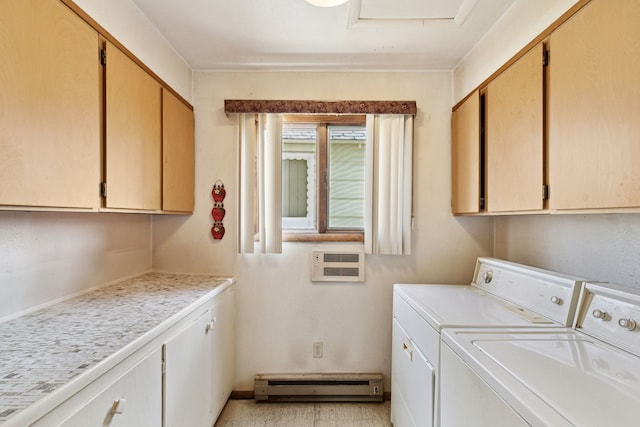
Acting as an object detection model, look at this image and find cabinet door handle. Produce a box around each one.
[205,319,216,333]
[111,398,127,415]
[402,340,413,362]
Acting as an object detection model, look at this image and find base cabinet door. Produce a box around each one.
[164,287,235,427]
[164,307,213,427]
[210,287,236,421]
[55,348,162,427]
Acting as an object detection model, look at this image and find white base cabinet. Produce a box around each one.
[29,282,235,427]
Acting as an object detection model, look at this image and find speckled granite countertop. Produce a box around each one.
[0,272,233,425]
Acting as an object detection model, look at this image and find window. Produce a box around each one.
[282,115,366,241]
[233,105,415,255]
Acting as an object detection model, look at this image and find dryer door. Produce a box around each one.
[391,318,435,427]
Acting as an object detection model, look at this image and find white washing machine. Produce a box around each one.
[391,258,587,427]
[440,282,640,426]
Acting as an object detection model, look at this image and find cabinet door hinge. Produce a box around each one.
[162,360,166,375]
[100,48,106,66]
[543,49,550,67]
[542,184,550,200]
[100,182,107,198]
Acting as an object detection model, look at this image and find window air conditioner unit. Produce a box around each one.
[311,251,364,282]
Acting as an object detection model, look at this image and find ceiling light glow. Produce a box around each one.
[304,0,349,7]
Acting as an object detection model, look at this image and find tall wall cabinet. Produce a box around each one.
[104,41,162,211]
[485,43,544,213]
[548,0,640,210]
[0,0,195,213]
[451,91,481,214]
[163,89,196,213]
[0,0,100,209]
[452,0,640,215]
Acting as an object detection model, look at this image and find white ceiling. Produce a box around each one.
[130,0,516,71]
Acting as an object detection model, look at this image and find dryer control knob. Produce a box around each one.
[618,318,637,331]
[482,270,493,284]
[592,309,609,320]
[550,296,562,305]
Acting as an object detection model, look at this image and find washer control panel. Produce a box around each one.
[577,283,640,356]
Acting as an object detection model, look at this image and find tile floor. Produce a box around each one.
[214,399,392,427]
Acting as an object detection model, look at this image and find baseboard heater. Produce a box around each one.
[254,373,383,402]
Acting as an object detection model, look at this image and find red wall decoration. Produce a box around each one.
[211,181,226,240]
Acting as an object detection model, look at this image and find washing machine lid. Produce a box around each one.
[443,328,640,427]
[394,285,555,331]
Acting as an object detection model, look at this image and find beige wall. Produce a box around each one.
[454,0,640,291]
[0,212,151,319]
[494,215,640,290]
[152,71,494,389]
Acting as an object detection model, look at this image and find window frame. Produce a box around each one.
[282,114,366,243]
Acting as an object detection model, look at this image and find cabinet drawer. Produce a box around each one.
[393,292,440,368]
[34,348,162,427]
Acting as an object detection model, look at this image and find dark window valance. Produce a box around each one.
[224,99,416,115]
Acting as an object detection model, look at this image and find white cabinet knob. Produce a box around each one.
[550,296,562,305]
[111,398,127,415]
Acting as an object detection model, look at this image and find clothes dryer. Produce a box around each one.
[440,282,640,426]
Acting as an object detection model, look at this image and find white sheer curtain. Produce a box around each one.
[238,113,283,254]
[364,114,414,255]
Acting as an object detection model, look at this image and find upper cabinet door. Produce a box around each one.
[105,41,161,210]
[485,43,544,213]
[0,0,100,208]
[162,89,195,213]
[451,91,481,214]
[548,0,640,210]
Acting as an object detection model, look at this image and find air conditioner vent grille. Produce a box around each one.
[324,267,360,277]
[312,251,364,282]
[324,253,359,263]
